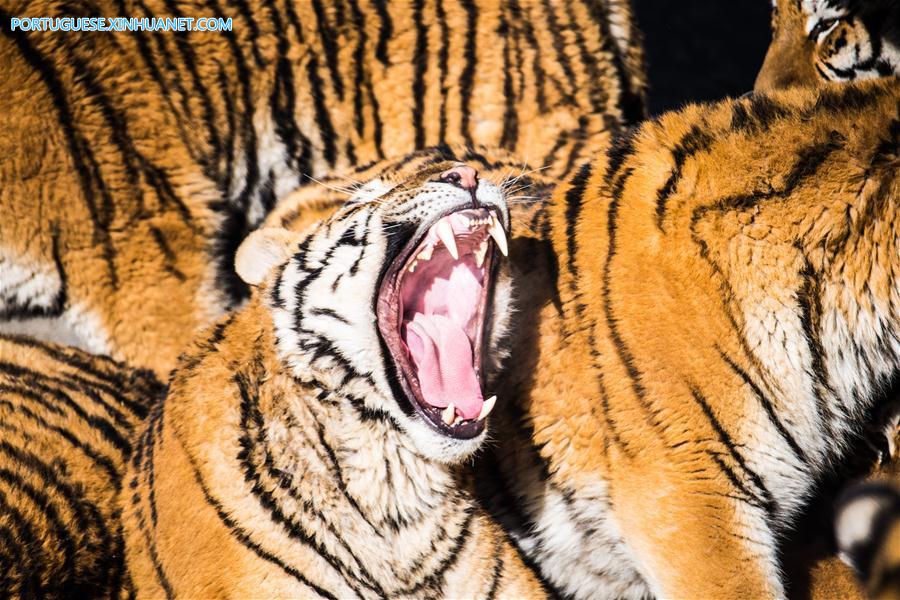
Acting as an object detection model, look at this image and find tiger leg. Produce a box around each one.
[613,460,784,599]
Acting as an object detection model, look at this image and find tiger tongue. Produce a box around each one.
[404,313,484,420]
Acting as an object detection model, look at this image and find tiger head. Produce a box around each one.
[756,0,900,91]
[235,162,512,463]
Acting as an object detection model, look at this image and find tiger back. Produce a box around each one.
[0,0,645,377]
[0,335,162,597]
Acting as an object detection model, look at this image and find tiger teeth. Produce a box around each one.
[436,221,459,260]
[418,244,434,262]
[408,260,418,273]
[477,396,496,421]
[442,403,456,425]
[488,215,508,257]
[474,239,489,268]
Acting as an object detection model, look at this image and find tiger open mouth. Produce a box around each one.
[377,207,508,439]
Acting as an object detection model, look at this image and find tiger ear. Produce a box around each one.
[235,227,298,286]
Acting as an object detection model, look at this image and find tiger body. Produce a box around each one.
[251,79,900,597]
[0,335,162,597]
[757,0,900,90]
[122,158,547,597]
[475,78,900,599]
[0,0,645,377]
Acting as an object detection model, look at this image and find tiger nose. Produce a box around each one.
[439,165,479,207]
[439,165,478,191]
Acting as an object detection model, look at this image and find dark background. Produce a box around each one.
[634,0,772,115]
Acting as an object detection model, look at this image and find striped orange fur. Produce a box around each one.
[121,158,548,597]
[0,0,644,377]
[269,78,900,598]
[0,335,162,597]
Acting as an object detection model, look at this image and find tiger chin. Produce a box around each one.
[121,161,546,598]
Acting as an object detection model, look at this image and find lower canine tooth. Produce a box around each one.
[477,396,496,420]
[475,240,488,268]
[442,404,455,425]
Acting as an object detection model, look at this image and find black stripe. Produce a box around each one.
[0,372,131,452]
[412,0,428,149]
[563,162,593,293]
[580,0,644,122]
[232,0,266,67]
[484,543,503,600]
[347,0,368,137]
[435,0,450,144]
[718,348,809,464]
[687,385,775,512]
[0,336,159,416]
[0,442,118,584]
[266,0,314,179]
[540,0,578,104]
[372,0,393,65]
[0,397,121,485]
[601,167,650,406]
[0,490,46,596]
[498,6,518,149]
[458,0,479,145]
[797,257,840,441]
[310,0,345,101]
[604,127,638,186]
[9,360,141,429]
[306,51,338,167]
[49,33,194,227]
[161,0,224,162]
[563,0,606,114]
[711,132,845,213]
[217,65,238,199]
[512,0,548,112]
[394,508,476,595]
[655,124,714,229]
[730,95,790,132]
[150,227,187,282]
[308,307,351,325]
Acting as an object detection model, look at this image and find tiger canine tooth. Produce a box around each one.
[442,403,456,425]
[474,240,489,268]
[418,244,434,261]
[477,396,496,420]
[408,260,418,273]
[488,215,508,257]
[436,220,459,260]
